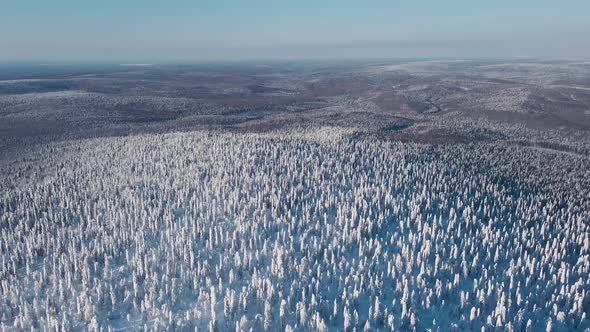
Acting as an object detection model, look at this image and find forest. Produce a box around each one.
[1,127,588,330]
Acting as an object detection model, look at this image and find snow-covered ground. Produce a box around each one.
[1,128,588,331]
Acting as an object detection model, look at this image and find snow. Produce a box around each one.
[0,128,589,331]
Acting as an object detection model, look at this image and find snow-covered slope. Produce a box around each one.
[1,128,589,331]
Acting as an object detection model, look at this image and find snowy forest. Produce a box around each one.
[1,127,589,331]
[5,0,590,326]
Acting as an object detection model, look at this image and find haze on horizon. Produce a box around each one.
[1,0,590,62]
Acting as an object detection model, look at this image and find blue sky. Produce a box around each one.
[1,0,589,61]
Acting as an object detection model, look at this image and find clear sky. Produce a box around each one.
[2,0,589,62]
